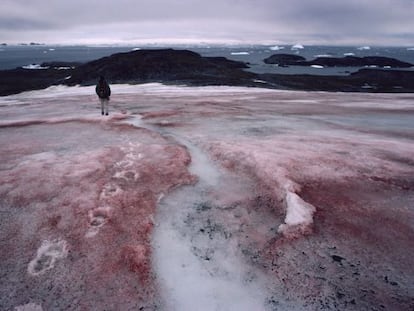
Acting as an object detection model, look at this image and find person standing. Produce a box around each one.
[95,76,111,115]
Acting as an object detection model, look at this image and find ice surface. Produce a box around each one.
[28,239,68,276]
[1,84,413,310]
[14,303,43,311]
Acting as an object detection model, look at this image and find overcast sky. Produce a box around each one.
[1,0,413,46]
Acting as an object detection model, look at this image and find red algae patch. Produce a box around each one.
[1,85,414,310]
[0,118,194,310]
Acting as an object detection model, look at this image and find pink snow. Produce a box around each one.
[1,84,413,310]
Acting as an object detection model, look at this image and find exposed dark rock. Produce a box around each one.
[0,68,74,96]
[65,49,254,86]
[263,54,306,66]
[41,61,83,68]
[331,255,345,263]
[259,69,414,92]
[308,56,413,68]
[263,54,413,68]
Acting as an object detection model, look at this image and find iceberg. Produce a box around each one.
[357,46,371,50]
[291,44,304,50]
[22,64,49,70]
[269,45,285,51]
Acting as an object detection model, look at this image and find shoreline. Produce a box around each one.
[1,48,414,96]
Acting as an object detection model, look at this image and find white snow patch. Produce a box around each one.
[55,66,73,70]
[357,46,371,50]
[311,65,324,69]
[131,47,141,51]
[28,239,68,276]
[314,54,332,58]
[14,303,43,311]
[278,191,316,236]
[253,79,268,84]
[344,52,355,56]
[154,224,268,311]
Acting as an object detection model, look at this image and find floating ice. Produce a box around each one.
[27,239,68,276]
[344,52,355,56]
[269,45,284,51]
[291,44,304,50]
[357,46,371,50]
[22,64,49,70]
[230,52,249,55]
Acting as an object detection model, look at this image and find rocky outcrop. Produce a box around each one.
[264,54,414,68]
[65,49,254,86]
[0,67,74,96]
[260,69,414,92]
[263,54,306,66]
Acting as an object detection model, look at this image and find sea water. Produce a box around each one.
[0,44,413,76]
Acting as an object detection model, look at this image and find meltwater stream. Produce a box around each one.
[129,116,271,310]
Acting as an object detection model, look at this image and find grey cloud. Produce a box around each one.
[0,0,413,45]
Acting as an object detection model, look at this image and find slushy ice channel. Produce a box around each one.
[130,118,272,310]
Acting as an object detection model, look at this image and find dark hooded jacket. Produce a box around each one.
[95,77,111,99]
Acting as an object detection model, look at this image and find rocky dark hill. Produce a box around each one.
[65,49,255,86]
[264,54,413,68]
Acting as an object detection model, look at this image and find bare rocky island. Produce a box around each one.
[0,49,414,96]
